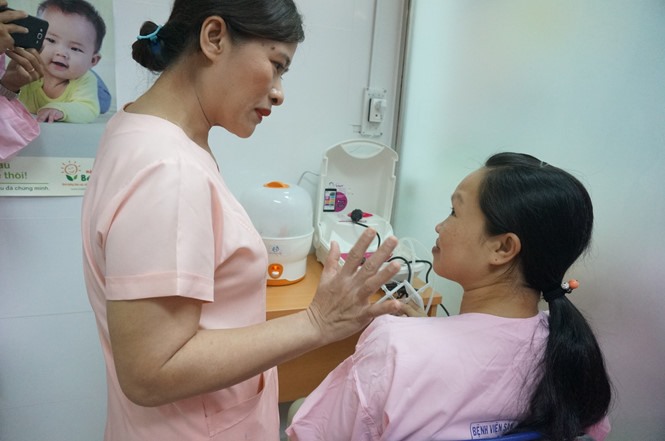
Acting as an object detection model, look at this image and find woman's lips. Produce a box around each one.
[256,108,271,120]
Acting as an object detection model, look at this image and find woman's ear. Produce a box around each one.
[199,16,227,59]
[488,232,521,266]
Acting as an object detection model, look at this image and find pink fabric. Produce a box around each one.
[1,54,39,160]
[81,109,278,441]
[287,312,611,441]
[0,96,39,160]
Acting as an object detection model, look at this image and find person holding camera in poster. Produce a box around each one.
[0,0,44,161]
[17,0,108,123]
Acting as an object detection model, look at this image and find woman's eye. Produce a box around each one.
[273,62,289,77]
[449,207,456,216]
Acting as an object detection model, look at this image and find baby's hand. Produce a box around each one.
[37,107,64,123]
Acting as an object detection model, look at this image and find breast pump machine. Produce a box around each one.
[312,140,435,314]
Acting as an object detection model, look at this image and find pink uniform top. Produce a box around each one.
[287,312,611,441]
[81,109,279,440]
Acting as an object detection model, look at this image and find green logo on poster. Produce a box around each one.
[61,161,91,183]
[61,161,80,181]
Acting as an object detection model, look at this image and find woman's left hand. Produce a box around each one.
[400,300,427,317]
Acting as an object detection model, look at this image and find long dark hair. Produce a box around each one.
[132,0,305,73]
[480,152,611,440]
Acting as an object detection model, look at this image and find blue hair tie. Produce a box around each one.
[137,25,162,54]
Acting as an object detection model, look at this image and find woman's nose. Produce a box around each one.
[270,87,284,106]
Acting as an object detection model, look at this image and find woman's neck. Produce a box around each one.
[126,64,212,153]
[459,282,540,318]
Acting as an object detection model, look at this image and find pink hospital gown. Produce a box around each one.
[81,109,279,440]
[287,312,611,441]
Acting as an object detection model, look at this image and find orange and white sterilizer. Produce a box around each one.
[240,181,314,285]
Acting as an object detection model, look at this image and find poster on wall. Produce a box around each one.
[0,0,115,197]
[10,0,116,121]
[0,156,94,196]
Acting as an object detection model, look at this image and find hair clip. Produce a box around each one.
[137,25,162,54]
[561,279,579,292]
[543,279,579,303]
[136,25,162,42]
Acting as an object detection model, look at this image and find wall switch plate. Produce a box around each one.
[361,88,387,137]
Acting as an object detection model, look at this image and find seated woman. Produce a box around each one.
[287,152,612,441]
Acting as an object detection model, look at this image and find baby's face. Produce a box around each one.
[39,7,100,81]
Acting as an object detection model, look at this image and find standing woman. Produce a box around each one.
[81,1,403,440]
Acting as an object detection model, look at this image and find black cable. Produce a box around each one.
[439,303,451,316]
[413,259,432,283]
[387,255,412,283]
[350,209,381,248]
[351,210,442,310]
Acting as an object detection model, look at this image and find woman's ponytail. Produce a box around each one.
[480,152,612,440]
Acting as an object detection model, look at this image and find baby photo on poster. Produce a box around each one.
[9,0,115,123]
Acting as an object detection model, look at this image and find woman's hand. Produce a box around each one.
[2,46,44,91]
[306,228,404,344]
[107,229,405,407]
[400,299,427,317]
[0,2,27,52]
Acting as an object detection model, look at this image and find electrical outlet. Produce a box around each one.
[361,88,387,137]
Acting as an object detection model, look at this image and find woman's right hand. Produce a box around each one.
[0,1,28,52]
[306,228,404,344]
[2,46,44,90]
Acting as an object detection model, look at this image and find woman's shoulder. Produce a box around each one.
[108,107,185,134]
[359,312,548,353]
[94,109,218,185]
[367,310,546,330]
[103,108,203,157]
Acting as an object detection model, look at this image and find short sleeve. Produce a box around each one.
[104,159,216,302]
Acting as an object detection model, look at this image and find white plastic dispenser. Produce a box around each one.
[241,181,314,285]
[313,139,397,260]
[313,140,427,282]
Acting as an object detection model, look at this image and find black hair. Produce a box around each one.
[132,0,305,73]
[479,152,612,440]
[37,0,106,53]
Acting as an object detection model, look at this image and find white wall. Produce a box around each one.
[0,1,406,440]
[393,1,665,439]
[113,0,406,196]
